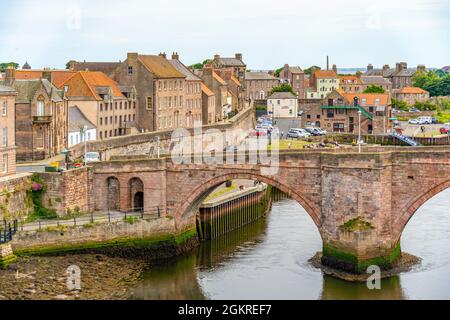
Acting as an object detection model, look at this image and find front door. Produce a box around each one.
[134,192,144,212]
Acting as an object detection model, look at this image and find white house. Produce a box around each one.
[68,106,97,148]
[267,92,298,118]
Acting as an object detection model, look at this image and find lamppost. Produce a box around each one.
[358,110,362,153]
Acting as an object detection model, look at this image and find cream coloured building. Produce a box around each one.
[267,92,298,118]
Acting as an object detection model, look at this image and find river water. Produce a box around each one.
[129,188,450,300]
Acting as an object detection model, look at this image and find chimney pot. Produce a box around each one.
[367,64,373,71]
[5,66,16,86]
[235,53,243,61]
[172,52,179,60]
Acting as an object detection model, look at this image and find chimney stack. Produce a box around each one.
[326,56,330,70]
[172,52,179,60]
[383,64,390,71]
[159,52,167,59]
[356,71,362,78]
[5,66,16,86]
[367,64,373,71]
[214,54,220,61]
[332,64,337,74]
[396,62,407,72]
[417,64,426,72]
[235,53,243,61]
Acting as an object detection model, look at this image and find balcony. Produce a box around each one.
[32,115,52,124]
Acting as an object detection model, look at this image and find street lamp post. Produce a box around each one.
[358,110,362,153]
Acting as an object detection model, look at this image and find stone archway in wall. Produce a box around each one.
[172,172,321,233]
[129,178,144,212]
[393,178,450,241]
[107,177,120,210]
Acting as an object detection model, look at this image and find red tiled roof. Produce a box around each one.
[398,86,428,94]
[201,83,214,96]
[61,71,125,100]
[315,70,338,78]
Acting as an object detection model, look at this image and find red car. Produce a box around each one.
[440,124,450,134]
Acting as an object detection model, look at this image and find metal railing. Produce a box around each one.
[0,220,18,244]
[19,206,163,232]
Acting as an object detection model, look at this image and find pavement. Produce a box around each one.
[397,121,445,137]
[16,154,66,173]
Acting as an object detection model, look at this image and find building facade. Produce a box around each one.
[68,106,97,148]
[0,85,17,176]
[61,71,135,140]
[196,67,229,122]
[307,70,339,99]
[245,72,280,100]
[279,65,305,98]
[364,62,426,89]
[169,53,202,127]
[201,83,216,125]
[391,87,430,105]
[2,67,68,161]
[267,92,298,118]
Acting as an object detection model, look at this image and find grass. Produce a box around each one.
[205,184,238,202]
[268,139,314,150]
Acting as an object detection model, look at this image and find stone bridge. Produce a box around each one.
[90,146,450,273]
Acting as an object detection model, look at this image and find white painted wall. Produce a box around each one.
[68,129,97,148]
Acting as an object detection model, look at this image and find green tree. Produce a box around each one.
[363,85,386,94]
[0,62,19,72]
[413,71,450,97]
[189,59,211,70]
[391,98,408,111]
[270,83,296,95]
[304,66,321,75]
[274,67,283,77]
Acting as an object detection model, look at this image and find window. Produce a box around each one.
[147,97,153,111]
[2,101,7,116]
[115,116,118,124]
[87,132,91,140]
[100,118,103,125]
[361,98,367,106]
[70,135,74,146]
[37,97,45,116]
[307,115,311,119]
[369,107,374,113]
[128,66,133,75]
[120,102,122,110]
[2,127,7,147]
[100,104,103,112]
[99,132,103,139]
[327,109,334,118]
[105,117,108,125]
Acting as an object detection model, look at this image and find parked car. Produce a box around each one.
[432,117,438,124]
[408,118,420,125]
[250,129,267,137]
[417,116,433,124]
[84,152,100,164]
[440,123,450,134]
[304,127,323,136]
[287,128,310,139]
[409,108,420,113]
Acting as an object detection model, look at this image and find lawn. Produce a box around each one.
[268,139,314,150]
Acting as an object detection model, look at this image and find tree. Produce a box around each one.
[413,71,450,97]
[274,67,283,77]
[270,83,296,95]
[0,62,19,72]
[189,59,211,70]
[391,98,408,111]
[363,85,386,94]
[304,66,321,75]
[66,60,76,70]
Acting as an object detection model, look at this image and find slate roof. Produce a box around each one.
[4,79,63,103]
[288,66,303,74]
[71,62,121,76]
[217,57,246,67]
[168,59,201,81]
[360,76,392,85]
[245,72,279,80]
[0,85,16,94]
[68,105,96,133]
[268,92,297,99]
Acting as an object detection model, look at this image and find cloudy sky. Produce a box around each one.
[0,0,448,70]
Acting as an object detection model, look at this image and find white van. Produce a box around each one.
[84,152,101,164]
[417,116,432,124]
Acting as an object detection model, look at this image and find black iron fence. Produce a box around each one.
[19,206,164,232]
[0,220,18,244]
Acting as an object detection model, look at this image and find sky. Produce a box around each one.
[0,0,449,70]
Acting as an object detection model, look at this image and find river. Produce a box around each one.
[129,188,450,300]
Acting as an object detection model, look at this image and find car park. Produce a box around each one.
[304,127,323,136]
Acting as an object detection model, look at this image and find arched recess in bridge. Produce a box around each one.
[394,178,450,241]
[107,177,120,210]
[173,172,322,232]
[129,178,144,212]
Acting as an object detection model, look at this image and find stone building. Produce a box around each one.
[13,69,76,88]
[267,92,298,118]
[319,89,391,134]
[2,67,68,161]
[340,74,392,93]
[201,83,215,125]
[339,75,363,93]
[0,85,17,176]
[210,53,246,87]
[363,62,426,89]
[279,65,305,98]
[245,71,280,100]
[307,70,339,99]
[169,52,202,127]
[360,76,392,92]
[391,87,430,106]
[60,71,136,140]
[196,67,229,122]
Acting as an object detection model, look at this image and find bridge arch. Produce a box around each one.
[394,178,450,240]
[173,172,321,232]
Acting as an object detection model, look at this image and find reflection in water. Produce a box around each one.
[321,276,405,300]
[130,189,450,300]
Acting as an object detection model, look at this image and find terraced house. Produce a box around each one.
[60,71,137,140]
[307,70,339,99]
[1,67,68,161]
[245,71,280,100]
